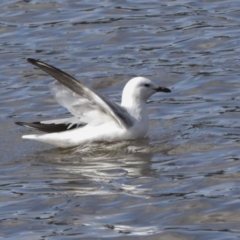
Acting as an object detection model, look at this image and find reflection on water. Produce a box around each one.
[1,0,240,239]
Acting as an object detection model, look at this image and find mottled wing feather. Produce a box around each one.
[27,58,134,129]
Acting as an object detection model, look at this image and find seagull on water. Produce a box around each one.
[16,59,171,148]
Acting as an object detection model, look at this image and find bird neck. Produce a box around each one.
[121,98,148,122]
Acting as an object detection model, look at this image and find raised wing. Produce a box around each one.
[49,81,114,126]
[27,58,134,128]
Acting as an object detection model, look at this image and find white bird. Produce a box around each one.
[16,58,171,148]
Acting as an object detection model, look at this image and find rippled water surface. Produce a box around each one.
[1,0,240,239]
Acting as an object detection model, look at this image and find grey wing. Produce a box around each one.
[27,58,134,128]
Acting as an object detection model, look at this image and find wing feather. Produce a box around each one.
[27,58,134,129]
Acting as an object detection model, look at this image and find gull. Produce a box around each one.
[16,58,171,148]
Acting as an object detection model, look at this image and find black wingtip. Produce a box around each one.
[15,121,86,133]
[27,58,37,64]
[15,122,25,127]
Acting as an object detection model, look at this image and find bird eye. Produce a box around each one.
[144,83,150,87]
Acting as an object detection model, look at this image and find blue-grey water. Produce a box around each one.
[1,0,240,239]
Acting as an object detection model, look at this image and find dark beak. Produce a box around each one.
[155,86,171,93]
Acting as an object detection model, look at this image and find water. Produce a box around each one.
[1,0,240,239]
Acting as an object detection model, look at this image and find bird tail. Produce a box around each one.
[22,134,40,140]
